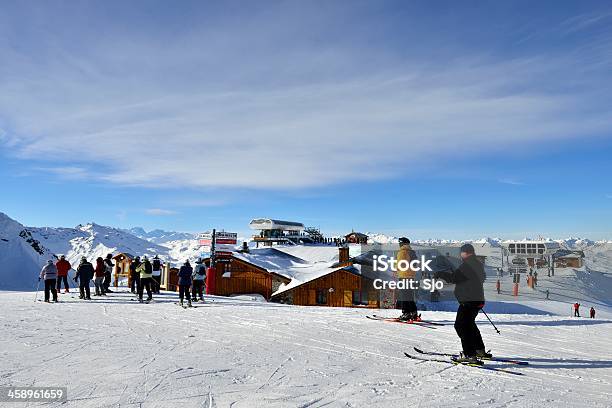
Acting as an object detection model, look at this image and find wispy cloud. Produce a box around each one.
[145,208,177,216]
[37,166,91,180]
[1,3,611,190]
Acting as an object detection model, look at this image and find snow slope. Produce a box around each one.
[0,213,54,290]
[0,290,611,407]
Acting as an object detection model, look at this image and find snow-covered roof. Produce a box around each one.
[271,263,361,297]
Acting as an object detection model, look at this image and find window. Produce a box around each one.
[316,289,328,305]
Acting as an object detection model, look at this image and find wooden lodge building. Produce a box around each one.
[345,231,368,244]
[200,255,291,300]
[270,246,380,308]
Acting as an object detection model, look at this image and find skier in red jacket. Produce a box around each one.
[94,257,106,296]
[56,255,72,293]
[573,302,580,317]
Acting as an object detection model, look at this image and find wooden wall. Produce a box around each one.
[555,258,582,268]
[206,258,274,299]
[290,269,362,307]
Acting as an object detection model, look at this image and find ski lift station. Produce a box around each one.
[250,218,314,247]
[501,240,561,274]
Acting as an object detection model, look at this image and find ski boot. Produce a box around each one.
[187,300,192,308]
[475,349,493,359]
[451,353,483,366]
[398,312,412,322]
[179,300,184,307]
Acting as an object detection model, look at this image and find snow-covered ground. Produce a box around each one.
[1,290,611,407]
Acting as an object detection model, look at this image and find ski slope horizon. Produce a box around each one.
[2,210,612,316]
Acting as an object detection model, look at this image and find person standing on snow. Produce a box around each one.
[152,255,163,294]
[75,257,94,300]
[55,255,72,294]
[178,260,193,307]
[103,254,114,293]
[192,258,206,302]
[573,302,580,317]
[39,260,58,302]
[435,243,489,364]
[396,237,419,322]
[137,256,153,302]
[94,257,106,296]
[130,256,141,294]
[590,307,596,319]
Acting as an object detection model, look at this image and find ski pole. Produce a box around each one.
[480,308,501,334]
[34,279,41,302]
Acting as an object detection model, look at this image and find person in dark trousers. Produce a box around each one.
[545,289,550,300]
[137,256,153,302]
[103,254,114,293]
[574,302,580,317]
[178,260,193,307]
[94,257,106,296]
[152,255,163,294]
[435,243,488,364]
[75,257,94,300]
[590,307,596,319]
[55,255,72,293]
[192,258,206,302]
[396,237,419,321]
[39,260,58,302]
[130,256,141,294]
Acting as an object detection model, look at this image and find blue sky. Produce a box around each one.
[1,1,611,239]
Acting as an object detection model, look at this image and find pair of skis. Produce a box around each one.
[405,347,527,376]
[366,314,444,329]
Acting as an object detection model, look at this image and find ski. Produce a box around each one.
[366,315,442,328]
[404,353,524,376]
[413,347,529,365]
[371,314,445,326]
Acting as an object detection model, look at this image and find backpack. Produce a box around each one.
[195,265,206,276]
[153,259,161,270]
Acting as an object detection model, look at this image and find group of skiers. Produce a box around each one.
[127,255,165,302]
[38,252,208,305]
[573,302,596,318]
[176,259,207,307]
[38,254,114,302]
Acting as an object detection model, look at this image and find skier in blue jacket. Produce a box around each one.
[178,260,193,307]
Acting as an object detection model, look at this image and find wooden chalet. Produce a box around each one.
[345,231,368,244]
[554,251,584,268]
[271,266,379,308]
[202,255,290,300]
[271,246,380,308]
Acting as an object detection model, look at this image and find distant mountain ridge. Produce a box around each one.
[124,227,196,244]
[1,211,611,290]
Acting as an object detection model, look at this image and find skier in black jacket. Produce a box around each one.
[435,243,489,364]
[130,256,141,294]
[75,257,94,300]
